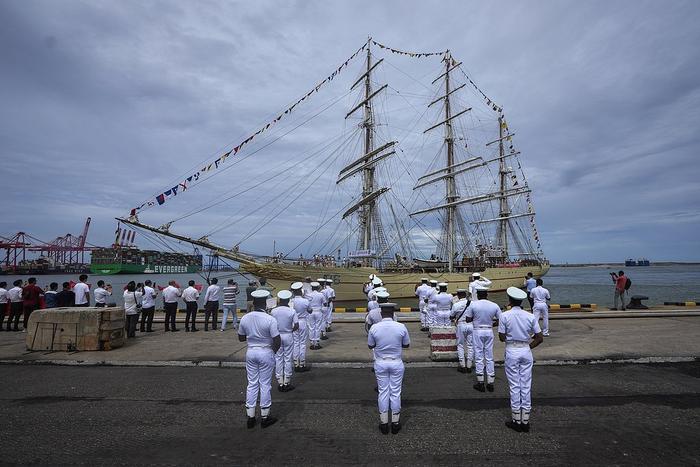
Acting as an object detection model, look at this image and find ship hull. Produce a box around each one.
[240,261,550,304]
[89,263,201,275]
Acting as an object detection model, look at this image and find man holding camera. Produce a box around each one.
[610,270,628,311]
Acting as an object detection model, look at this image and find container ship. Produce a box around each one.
[90,247,202,275]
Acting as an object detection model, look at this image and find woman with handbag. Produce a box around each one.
[123,281,143,338]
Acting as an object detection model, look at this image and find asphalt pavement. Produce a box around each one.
[1,362,699,465]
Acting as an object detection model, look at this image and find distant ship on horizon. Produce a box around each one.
[625,258,651,267]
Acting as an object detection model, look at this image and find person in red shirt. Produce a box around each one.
[22,277,43,331]
[611,270,627,311]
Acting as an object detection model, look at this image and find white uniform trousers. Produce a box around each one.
[434,309,451,327]
[325,302,334,326]
[504,343,534,421]
[275,332,294,385]
[473,327,495,383]
[245,346,275,417]
[374,358,405,419]
[309,308,323,344]
[457,322,474,367]
[533,304,549,335]
[419,300,427,327]
[427,303,437,328]
[293,318,309,365]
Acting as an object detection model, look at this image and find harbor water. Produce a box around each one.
[2,264,699,309]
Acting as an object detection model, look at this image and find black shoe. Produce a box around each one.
[326,326,332,332]
[374,386,378,393]
[247,417,256,429]
[191,328,199,332]
[172,328,180,332]
[321,335,328,340]
[391,422,401,434]
[300,366,309,372]
[473,382,485,392]
[486,383,494,392]
[379,423,389,434]
[466,366,473,373]
[505,420,522,432]
[204,327,209,332]
[521,422,530,432]
[185,328,190,332]
[278,384,284,392]
[294,366,300,373]
[140,329,145,333]
[261,416,278,428]
[146,329,154,333]
[284,384,295,392]
[164,328,170,332]
[610,307,617,311]
[457,366,467,373]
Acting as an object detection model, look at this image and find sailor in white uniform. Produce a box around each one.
[307,282,326,350]
[238,289,282,429]
[367,286,386,312]
[367,276,383,302]
[469,273,493,301]
[450,288,473,373]
[530,278,551,336]
[415,278,432,331]
[317,278,330,341]
[290,282,311,372]
[364,274,378,296]
[368,302,411,434]
[271,290,299,392]
[498,287,544,433]
[366,291,391,328]
[302,276,313,299]
[324,279,336,332]
[433,282,454,327]
[426,279,439,328]
[465,286,501,392]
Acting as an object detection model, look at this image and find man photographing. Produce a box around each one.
[610,270,628,311]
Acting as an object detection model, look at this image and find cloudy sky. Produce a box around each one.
[1,0,699,263]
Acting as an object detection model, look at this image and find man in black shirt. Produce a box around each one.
[56,282,76,307]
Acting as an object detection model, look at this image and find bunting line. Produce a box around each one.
[129,41,370,216]
[371,40,447,58]
[456,64,503,113]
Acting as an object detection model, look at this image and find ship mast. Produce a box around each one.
[443,55,457,272]
[360,43,375,257]
[497,115,510,259]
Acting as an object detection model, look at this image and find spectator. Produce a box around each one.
[123,281,143,338]
[523,272,536,310]
[162,280,181,332]
[140,280,157,333]
[0,281,8,330]
[611,270,628,311]
[22,277,43,332]
[93,280,112,308]
[44,282,59,308]
[6,280,23,331]
[56,282,76,308]
[203,278,221,331]
[245,280,257,313]
[221,279,240,331]
[73,274,90,307]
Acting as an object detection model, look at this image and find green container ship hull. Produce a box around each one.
[90,263,201,275]
[90,247,202,275]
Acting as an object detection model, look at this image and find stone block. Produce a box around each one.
[26,307,126,352]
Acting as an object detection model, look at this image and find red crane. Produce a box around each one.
[28,217,94,265]
[0,232,31,273]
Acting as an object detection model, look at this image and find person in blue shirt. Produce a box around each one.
[523,272,537,309]
[44,282,59,308]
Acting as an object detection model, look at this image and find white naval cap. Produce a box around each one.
[507,286,527,300]
[375,291,390,299]
[421,277,429,282]
[317,278,326,282]
[326,279,333,284]
[472,272,481,278]
[379,302,397,311]
[371,277,383,285]
[310,281,320,288]
[438,282,448,287]
[374,286,387,293]
[475,285,490,292]
[277,290,292,300]
[429,279,438,285]
[290,281,303,290]
[457,288,468,293]
[368,274,376,280]
[251,289,270,299]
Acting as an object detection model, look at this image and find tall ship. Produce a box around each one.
[119,38,548,303]
[90,247,202,275]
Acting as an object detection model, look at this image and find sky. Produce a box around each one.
[1,0,699,263]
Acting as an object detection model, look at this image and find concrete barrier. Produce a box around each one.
[26,307,126,352]
[429,325,458,361]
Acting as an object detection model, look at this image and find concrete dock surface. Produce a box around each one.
[1,311,699,366]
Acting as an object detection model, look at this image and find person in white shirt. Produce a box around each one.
[73,274,90,307]
[365,291,391,329]
[306,282,326,350]
[317,279,329,341]
[271,290,299,392]
[450,289,473,373]
[415,278,432,331]
[523,272,537,310]
[123,281,143,338]
[469,273,492,301]
[290,282,311,371]
[426,280,439,329]
[161,281,181,332]
[530,278,551,336]
[182,280,200,332]
[140,280,157,333]
[465,286,501,392]
[203,278,221,331]
[238,289,282,429]
[368,302,411,435]
[0,281,9,330]
[499,287,544,433]
[367,276,383,302]
[6,280,23,331]
[93,280,112,308]
[301,276,313,299]
[323,279,336,333]
[432,282,454,327]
